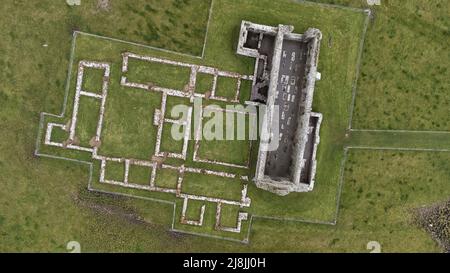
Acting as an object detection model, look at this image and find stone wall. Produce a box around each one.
[236,21,323,196]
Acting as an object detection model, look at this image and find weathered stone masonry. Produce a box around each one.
[237,21,323,196]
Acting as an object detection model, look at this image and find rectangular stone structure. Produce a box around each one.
[237,21,323,196]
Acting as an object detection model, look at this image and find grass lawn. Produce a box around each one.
[331,150,450,252]
[197,138,251,165]
[154,168,179,189]
[104,160,125,182]
[125,57,192,90]
[198,108,253,165]
[195,73,215,94]
[185,199,206,221]
[181,173,244,202]
[99,85,161,159]
[239,79,253,103]
[304,0,449,131]
[63,0,211,56]
[0,0,211,252]
[215,76,239,99]
[219,204,241,228]
[161,123,185,154]
[81,67,106,94]
[74,96,101,146]
[34,0,367,240]
[128,164,152,186]
[349,0,450,130]
[0,0,448,252]
[348,130,450,150]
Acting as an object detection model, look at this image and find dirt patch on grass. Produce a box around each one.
[97,0,111,11]
[413,200,450,252]
[73,189,187,241]
[89,137,101,148]
[74,189,154,228]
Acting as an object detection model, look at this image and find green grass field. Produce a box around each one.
[0,0,448,252]
[33,0,367,240]
[350,0,450,130]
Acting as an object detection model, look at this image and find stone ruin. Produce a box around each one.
[44,55,255,235]
[237,21,323,196]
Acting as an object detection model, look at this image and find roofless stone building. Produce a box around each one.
[237,21,323,196]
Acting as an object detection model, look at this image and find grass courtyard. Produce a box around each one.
[0,0,448,252]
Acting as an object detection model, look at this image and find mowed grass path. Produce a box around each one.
[347,130,450,151]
